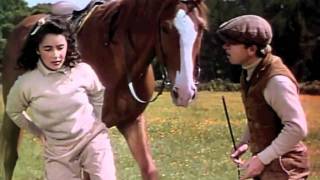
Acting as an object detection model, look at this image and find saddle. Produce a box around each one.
[51,0,108,34]
[71,0,106,21]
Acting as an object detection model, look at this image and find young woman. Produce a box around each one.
[6,17,116,180]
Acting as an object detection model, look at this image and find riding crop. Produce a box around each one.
[222,96,240,180]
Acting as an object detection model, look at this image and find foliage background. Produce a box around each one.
[201,0,320,82]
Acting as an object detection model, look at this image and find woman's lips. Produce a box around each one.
[51,60,62,66]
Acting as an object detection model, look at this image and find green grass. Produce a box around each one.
[1,92,319,179]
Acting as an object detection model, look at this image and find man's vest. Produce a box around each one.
[240,54,309,171]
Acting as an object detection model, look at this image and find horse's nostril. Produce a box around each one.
[173,89,179,99]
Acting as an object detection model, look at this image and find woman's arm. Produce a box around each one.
[83,64,106,120]
[6,77,44,138]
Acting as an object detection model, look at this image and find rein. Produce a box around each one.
[127,64,167,104]
[125,17,169,104]
[69,0,167,104]
[127,0,201,104]
[74,0,199,104]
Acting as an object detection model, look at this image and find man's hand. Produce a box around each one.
[231,143,248,164]
[240,155,265,180]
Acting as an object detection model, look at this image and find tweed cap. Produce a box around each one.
[216,15,273,47]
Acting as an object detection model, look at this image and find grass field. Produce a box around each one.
[0,91,319,180]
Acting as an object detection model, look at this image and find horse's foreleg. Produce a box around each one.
[118,115,159,180]
[0,114,20,180]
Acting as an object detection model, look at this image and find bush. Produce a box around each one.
[300,80,320,95]
[155,79,241,92]
[198,79,240,91]
[155,79,320,95]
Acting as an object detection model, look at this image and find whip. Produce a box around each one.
[222,96,240,180]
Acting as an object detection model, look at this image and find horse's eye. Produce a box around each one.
[161,27,169,34]
[161,21,172,34]
[161,25,170,34]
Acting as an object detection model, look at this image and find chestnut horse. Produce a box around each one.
[0,0,208,179]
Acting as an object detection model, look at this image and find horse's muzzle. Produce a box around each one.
[171,86,197,107]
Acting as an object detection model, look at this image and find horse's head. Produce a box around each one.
[156,0,208,107]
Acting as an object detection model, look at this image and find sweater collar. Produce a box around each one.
[242,58,262,81]
[37,60,69,76]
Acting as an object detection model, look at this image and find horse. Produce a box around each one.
[0,0,208,179]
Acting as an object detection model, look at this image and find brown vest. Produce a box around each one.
[240,54,309,172]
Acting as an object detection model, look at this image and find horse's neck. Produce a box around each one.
[123,0,174,22]
[78,0,172,78]
[115,1,163,75]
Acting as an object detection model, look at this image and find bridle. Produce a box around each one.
[127,0,201,104]
[125,16,168,104]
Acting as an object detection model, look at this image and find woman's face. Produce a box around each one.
[37,33,68,71]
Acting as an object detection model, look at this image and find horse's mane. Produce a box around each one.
[94,0,208,30]
[196,1,209,29]
[79,0,208,55]
[122,0,208,23]
[119,0,178,29]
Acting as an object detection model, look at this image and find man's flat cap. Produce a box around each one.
[216,15,272,47]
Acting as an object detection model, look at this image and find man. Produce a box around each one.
[216,15,309,180]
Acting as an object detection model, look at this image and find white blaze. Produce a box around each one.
[173,9,197,105]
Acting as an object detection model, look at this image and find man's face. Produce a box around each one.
[222,40,260,67]
[222,42,252,65]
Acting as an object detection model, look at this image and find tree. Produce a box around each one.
[0,0,30,64]
[0,0,50,64]
[297,0,320,80]
[1,0,320,82]
[200,0,320,82]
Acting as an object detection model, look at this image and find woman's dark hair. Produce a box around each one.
[17,17,81,70]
